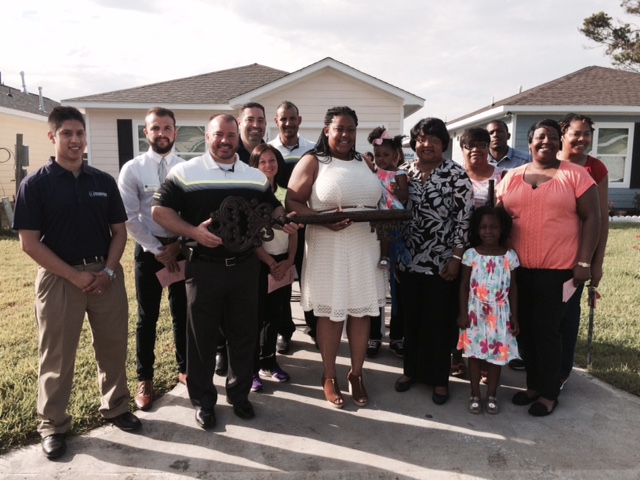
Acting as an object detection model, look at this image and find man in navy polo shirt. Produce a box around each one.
[152,113,299,429]
[13,106,141,460]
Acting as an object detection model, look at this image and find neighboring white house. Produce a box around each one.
[446,66,640,208]
[63,57,424,180]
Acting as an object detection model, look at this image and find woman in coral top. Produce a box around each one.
[496,119,600,416]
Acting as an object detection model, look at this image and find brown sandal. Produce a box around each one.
[347,370,368,407]
[321,376,344,409]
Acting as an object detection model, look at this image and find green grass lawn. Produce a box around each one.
[0,224,639,454]
[0,236,182,454]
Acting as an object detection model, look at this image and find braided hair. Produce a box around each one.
[313,106,359,162]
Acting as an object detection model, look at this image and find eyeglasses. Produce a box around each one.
[462,142,488,150]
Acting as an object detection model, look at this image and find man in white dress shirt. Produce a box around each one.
[268,101,317,351]
[118,107,187,410]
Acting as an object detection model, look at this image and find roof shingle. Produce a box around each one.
[450,66,640,123]
[0,84,60,116]
[63,63,289,104]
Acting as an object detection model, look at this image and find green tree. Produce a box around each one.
[581,0,640,72]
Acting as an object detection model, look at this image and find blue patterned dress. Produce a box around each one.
[457,248,520,365]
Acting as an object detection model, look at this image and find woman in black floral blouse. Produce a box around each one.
[395,117,473,405]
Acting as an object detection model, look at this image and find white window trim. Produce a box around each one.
[133,121,208,159]
[591,122,634,189]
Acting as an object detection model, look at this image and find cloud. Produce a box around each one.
[2,0,638,125]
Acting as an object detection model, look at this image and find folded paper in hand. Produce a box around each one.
[268,265,296,294]
[562,278,577,303]
[155,260,186,288]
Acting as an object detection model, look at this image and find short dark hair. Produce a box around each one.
[558,113,595,135]
[48,106,85,133]
[409,117,450,152]
[459,127,490,149]
[208,113,238,132]
[527,119,562,144]
[146,107,176,126]
[248,143,286,189]
[468,205,512,248]
[240,102,266,118]
[486,120,509,133]
[313,106,359,160]
[276,101,299,116]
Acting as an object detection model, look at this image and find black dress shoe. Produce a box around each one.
[432,390,450,405]
[42,434,66,460]
[528,399,558,417]
[230,400,255,420]
[195,408,216,429]
[276,335,290,355]
[512,391,540,406]
[395,377,414,393]
[215,351,228,376]
[107,412,142,432]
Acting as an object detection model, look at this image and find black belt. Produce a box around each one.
[189,249,253,267]
[69,256,106,266]
[155,236,179,246]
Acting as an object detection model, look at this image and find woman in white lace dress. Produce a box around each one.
[286,106,386,409]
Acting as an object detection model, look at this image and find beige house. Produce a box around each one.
[63,57,424,179]
[0,80,60,202]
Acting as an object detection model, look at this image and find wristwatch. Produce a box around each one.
[103,267,116,281]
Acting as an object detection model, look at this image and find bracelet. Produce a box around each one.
[269,262,277,269]
[577,262,591,268]
[452,254,462,261]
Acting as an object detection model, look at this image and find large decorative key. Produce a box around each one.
[209,196,411,253]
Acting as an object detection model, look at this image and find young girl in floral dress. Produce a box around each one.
[457,206,520,414]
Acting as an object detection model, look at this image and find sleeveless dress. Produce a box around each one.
[301,154,387,321]
[456,248,520,365]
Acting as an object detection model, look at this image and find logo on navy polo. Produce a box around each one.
[89,191,108,197]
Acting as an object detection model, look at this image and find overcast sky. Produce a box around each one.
[2,0,634,131]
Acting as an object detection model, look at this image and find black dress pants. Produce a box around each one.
[517,268,573,401]
[185,254,259,409]
[134,243,187,380]
[399,271,458,388]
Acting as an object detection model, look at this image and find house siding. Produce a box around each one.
[85,109,216,180]
[258,70,405,153]
[73,64,421,183]
[0,114,52,202]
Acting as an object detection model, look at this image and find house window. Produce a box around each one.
[589,123,634,188]
[136,125,206,160]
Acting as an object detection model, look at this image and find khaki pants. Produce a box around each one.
[35,262,130,437]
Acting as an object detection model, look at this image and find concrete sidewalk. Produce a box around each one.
[2,299,640,479]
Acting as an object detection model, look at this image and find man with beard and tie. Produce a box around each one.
[152,114,300,428]
[118,107,187,411]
